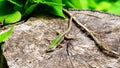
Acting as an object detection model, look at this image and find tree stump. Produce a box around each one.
[2,10,120,68]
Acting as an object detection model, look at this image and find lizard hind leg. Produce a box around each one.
[64,34,76,40]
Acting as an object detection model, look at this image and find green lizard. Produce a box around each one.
[45,11,73,52]
[46,9,120,58]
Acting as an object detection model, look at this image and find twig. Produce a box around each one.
[63,9,120,58]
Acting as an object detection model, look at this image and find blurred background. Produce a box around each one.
[69,0,120,15]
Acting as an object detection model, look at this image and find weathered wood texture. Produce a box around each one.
[3,10,120,68]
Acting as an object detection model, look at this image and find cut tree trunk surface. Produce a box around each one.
[2,10,120,68]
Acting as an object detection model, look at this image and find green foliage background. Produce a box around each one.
[0,0,120,24]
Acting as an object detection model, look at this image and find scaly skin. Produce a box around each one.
[45,12,73,52]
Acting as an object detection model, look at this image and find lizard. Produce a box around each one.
[46,9,120,58]
[45,11,73,52]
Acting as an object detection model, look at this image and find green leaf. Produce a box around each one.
[0,0,13,14]
[40,1,64,6]
[0,0,22,24]
[0,11,21,25]
[23,3,38,18]
[79,0,88,9]
[63,0,81,8]
[107,1,120,15]
[44,0,65,18]
[30,0,43,3]
[87,0,97,9]
[96,1,111,11]
[8,0,25,7]
[51,6,65,18]
[0,26,14,43]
